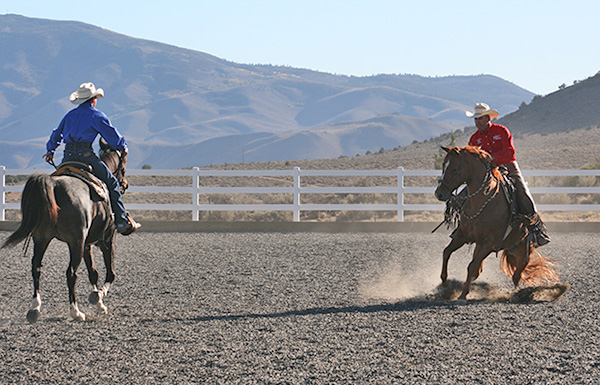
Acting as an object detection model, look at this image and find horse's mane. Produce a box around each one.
[98,139,124,172]
[462,145,493,162]
[98,138,128,192]
[454,146,503,179]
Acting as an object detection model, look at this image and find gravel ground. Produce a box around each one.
[0,230,598,384]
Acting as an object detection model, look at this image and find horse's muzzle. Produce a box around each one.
[434,185,452,202]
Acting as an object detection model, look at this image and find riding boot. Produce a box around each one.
[526,213,551,248]
[506,161,550,248]
[116,212,141,235]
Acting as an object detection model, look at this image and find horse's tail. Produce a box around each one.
[500,245,559,286]
[2,174,59,248]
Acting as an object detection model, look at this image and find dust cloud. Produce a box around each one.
[358,261,442,301]
[360,271,570,303]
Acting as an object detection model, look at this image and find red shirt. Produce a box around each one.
[468,123,516,165]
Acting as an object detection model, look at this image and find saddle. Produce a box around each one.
[51,161,109,202]
[497,165,518,217]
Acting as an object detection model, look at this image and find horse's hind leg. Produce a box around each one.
[509,241,530,287]
[27,237,51,324]
[67,241,86,321]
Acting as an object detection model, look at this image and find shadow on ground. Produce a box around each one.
[183,280,570,323]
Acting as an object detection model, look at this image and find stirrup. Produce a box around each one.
[116,213,141,235]
[531,229,551,248]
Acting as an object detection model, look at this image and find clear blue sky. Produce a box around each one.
[2,0,599,96]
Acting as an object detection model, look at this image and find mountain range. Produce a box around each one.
[1,14,593,169]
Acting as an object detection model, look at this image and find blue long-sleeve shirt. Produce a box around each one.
[46,102,127,155]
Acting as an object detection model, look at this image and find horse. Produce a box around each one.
[1,139,128,322]
[434,146,558,303]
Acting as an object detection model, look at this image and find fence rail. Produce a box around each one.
[2,166,600,221]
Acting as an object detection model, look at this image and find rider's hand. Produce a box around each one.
[42,153,54,164]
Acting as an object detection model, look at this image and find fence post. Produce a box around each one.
[0,166,5,221]
[397,167,404,222]
[192,167,200,221]
[293,167,301,222]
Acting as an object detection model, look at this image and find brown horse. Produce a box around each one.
[1,139,127,322]
[434,146,558,302]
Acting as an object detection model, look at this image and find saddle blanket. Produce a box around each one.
[51,163,109,202]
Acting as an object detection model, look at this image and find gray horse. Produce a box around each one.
[2,140,128,323]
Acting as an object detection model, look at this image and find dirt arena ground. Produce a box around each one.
[0,230,598,384]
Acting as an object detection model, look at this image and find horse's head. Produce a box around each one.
[435,146,465,201]
[99,138,129,194]
[434,146,497,202]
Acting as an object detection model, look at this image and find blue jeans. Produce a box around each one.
[62,148,128,226]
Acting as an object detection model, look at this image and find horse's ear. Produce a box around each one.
[99,138,111,151]
[441,146,450,153]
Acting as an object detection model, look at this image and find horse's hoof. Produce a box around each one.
[456,298,468,305]
[441,280,449,288]
[96,302,108,315]
[70,306,86,322]
[88,291,101,305]
[26,309,40,324]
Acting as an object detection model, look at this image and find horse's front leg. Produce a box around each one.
[67,241,86,321]
[89,238,116,314]
[83,245,108,314]
[458,243,493,304]
[441,234,466,287]
[88,282,110,314]
[27,238,51,324]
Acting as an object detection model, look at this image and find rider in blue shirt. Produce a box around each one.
[43,83,140,235]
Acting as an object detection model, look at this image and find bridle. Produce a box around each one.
[113,151,128,193]
[100,148,128,193]
[113,151,126,180]
[437,155,463,193]
[442,157,498,221]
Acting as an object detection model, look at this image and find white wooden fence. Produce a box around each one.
[1,166,600,221]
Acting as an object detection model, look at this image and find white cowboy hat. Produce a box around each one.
[465,103,499,119]
[69,82,104,105]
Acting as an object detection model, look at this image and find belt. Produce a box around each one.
[65,142,92,150]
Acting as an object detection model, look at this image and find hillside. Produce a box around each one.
[199,124,600,171]
[136,113,460,166]
[498,71,600,134]
[0,14,534,169]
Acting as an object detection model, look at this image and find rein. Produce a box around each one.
[445,162,499,223]
[465,162,494,199]
[461,162,499,220]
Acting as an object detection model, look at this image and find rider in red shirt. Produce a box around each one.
[466,103,550,247]
[468,121,515,165]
